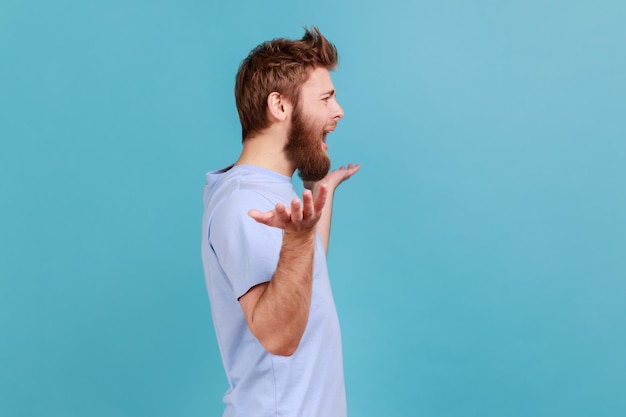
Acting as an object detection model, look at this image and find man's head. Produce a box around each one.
[235,27,338,141]
[235,27,343,181]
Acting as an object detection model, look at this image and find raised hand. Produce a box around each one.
[248,185,329,234]
[304,163,361,197]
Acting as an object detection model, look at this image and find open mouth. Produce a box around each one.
[322,124,336,152]
[322,131,330,151]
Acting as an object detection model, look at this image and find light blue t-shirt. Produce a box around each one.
[201,164,346,417]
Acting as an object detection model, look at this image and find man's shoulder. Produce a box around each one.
[207,180,282,248]
[219,187,274,215]
[205,181,275,229]
[206,166,292,210]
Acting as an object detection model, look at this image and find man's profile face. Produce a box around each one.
[285,67,344,181]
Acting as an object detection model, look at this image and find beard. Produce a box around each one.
[285,106,331,182]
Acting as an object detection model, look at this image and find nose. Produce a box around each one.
[333,100,344,121]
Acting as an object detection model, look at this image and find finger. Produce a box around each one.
[313,184,328,213]
[302,189,314,218]
[248,209,275,225]
[274,202,291,224]
[347,163,361,176]
[290,198,303,222]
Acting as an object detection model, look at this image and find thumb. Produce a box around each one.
[248,209,275,225]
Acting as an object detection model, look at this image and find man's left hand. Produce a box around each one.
[304,163,361,196]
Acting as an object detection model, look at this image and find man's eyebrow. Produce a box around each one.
[320,89,335,97]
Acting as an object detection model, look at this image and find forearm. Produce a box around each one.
[316,189,335,254]
[246,230,316,356]
[306,164,360,253]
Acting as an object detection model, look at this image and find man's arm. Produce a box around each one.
[305,164,361,254]
[239,186,328,357]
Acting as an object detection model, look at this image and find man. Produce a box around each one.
[201,27,360,417]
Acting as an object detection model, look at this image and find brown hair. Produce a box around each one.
[234,27,338,141]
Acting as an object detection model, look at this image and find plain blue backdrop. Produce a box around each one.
[1,1,624,416]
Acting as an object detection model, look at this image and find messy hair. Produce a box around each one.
[234,27,338,141]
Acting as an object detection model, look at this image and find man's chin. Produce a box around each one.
[297,160,331,182]
[298,170,328,182]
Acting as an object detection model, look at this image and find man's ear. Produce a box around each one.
[267,92,291,122]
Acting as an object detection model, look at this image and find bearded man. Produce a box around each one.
[201,27,360,417]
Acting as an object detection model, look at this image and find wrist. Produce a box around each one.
[283,228,316,245]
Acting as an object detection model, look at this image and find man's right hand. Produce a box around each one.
[248,185,329,234]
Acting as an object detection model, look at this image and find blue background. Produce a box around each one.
[1,1,625,416]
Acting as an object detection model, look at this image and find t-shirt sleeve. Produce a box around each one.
[208,189,282,299]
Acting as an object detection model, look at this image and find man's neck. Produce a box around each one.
[235,131,295,177]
